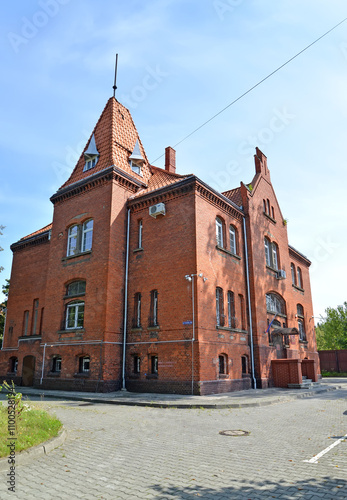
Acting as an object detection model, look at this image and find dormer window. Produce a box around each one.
[83,133,99,172]
[129,139,144,176]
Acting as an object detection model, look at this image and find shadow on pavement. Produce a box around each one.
[151,476,347,499]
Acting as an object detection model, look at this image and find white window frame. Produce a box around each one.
[136,293,141,328]
[52,356,62,373]
[130,160,142,175]
[272,244,278,271]
[291,263,296,285]
[264,238,271,267]
[82,220,93,253]
[216,218,223,247]
[298,319,306,341]
[297,267,302,288]
[229,226,236,255]
[66,301,84,330]
[153,291,158,326]
[84,156,98,172]
[79,356,90,372]
[67,225,79,256]
[151,355,158,374]
[138,220,143,248]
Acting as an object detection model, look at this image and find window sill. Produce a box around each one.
[263,212,276,224]
[146,374,158,379]
[292,284,305,292]
[133,247,143,253]
[131,327,143,333]
[216,245,241,260]
[266,265,278,273]
[299,340,308,345]
[73,372,90,378]
[63,293,85,299]
[57,329,85,335]
[218,374,229,379]
[148,326,160,331]
[18,335,42,340]
[47,372,61,377]
[266,311,287,319]
[62,250,92,262]
[217,326,248,334]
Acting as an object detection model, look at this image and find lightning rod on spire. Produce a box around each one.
[113,53,118,98]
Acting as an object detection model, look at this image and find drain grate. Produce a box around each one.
[219,429,250,436]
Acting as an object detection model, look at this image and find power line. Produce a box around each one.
[151,16,347,164]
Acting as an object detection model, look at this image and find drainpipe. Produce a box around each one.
[242,216,256,389]
[121,208,131,390]
[1,308,7,350]
[40,343,47,385]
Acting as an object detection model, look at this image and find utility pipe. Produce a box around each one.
[121,208,131,390]
[242,216,257,389]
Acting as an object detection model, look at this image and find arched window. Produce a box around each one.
[216,287,225,327]
[291,263,296,285]
[67,219,94,256]
[227,290,236,328]
[229,225,237,255]
[267,199,270,214]
[241,355,248,374]
[266,293,286,316]
[272,243,279,271]
[149,290,158,327]
[66,300,84,329]
[66,280,86,297]
[264,237,271,267]
[133,292,141,328]
[297,267,303,288]
[297,304,304,317]
[216,217,224,247]
[263,199,267,213]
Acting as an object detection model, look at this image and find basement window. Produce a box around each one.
[151,355,158,375]
[52,356,62,373]
[79,356,90,373]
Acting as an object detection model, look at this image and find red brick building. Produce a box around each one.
[0,96,319,394]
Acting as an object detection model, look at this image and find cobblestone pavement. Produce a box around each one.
[1,387,346,499]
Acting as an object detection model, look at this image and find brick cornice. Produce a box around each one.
[50,166,146,205]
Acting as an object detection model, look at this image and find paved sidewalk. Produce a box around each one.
[13,377,345,408]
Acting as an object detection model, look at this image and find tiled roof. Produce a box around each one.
[20,223,52,241]
[132,166,191,198]
[222,187,242,207]
[59,97,152,190]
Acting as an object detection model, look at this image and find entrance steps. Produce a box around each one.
[288,376,321,389]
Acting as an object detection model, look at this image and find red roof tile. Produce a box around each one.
[132,166,191,198]
[59,98,152,190]
[20,223,52,241]
[222,187,242,206]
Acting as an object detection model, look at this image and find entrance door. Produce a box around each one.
[22,356,36,386]
[272,333,285,359]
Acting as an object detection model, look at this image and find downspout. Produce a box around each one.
[121,208,131,390]
[1,308,7,350]
[191,275,195,396]
[242,216,256,389]
[40,343,47,385]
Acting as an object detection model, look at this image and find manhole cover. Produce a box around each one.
[219,429,250,436]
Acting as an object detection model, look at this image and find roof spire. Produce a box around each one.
[113,53,118,98]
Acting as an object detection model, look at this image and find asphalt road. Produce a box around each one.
[0,387,346,499]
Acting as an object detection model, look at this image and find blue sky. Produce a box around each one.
[0,0,346,320]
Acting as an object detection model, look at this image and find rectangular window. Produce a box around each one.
[32,299,39,335]
[79,356,90,373]
[138,220,143,248]
[241,356,247,374]
[239,294,246,330]
[133,356,140,374]
[67,225,78,256]
[298,320,306,341]
[291,263,296,285]
[66,302,84,329]
[39,307,44,335]
[149,290,158,327]
[216,287,225,327]
[133,292,141,328]
[272,244,278,270]
[227,291,236,328]
[52,356,61,373]
[297,267,303,288]
[23,310,29,336]
[151,355,158,375]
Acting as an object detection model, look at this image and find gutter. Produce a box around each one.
[242,216,257,389]
[121,208,131,390]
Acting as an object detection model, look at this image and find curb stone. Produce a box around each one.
[0,427,66,472]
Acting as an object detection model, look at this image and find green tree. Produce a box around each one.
[0,225,4,273]
[0,279,9,349]
[316,302,347,350]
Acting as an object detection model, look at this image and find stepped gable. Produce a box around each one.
[222,187,242,207]
[132,165,192,198]
[59,97,152,190]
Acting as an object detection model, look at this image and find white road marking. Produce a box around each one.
[303,433,347,463]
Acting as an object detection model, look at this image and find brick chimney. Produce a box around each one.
[165,146,176,174]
